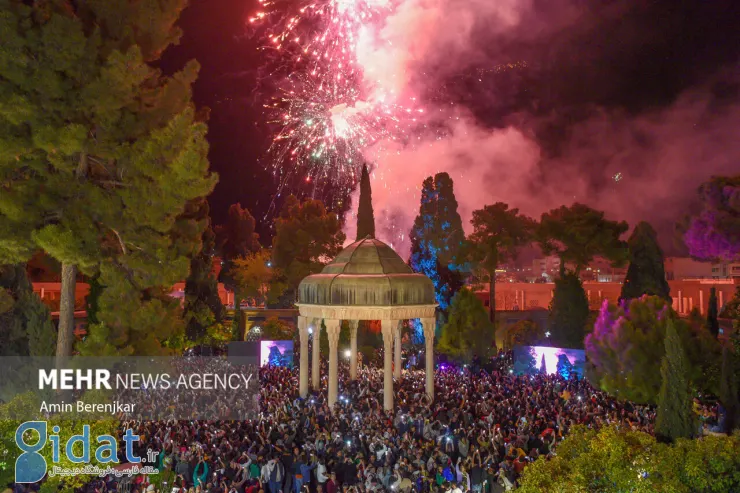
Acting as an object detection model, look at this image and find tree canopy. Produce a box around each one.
[504,319,544,350]
[409,173,466,311]
[518,425,740,493]
[271,195,345,303]
[538,203,628,275]
[468,202,535,320]
[586,296,720,404]
[0,0,216,357]
[683,175,740,262]
[216,203,260,337]
[183,200,224,343]
[620,221,670,301]
[217,203,261,272]
[437,287,495,362]
[231,249,275,307]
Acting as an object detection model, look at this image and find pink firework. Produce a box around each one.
[251,0,422,192]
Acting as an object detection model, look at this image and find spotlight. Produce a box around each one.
[344,349,351,358]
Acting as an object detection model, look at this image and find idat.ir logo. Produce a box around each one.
[14,421,140,483]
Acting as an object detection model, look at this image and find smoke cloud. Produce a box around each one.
[343,0,740,257]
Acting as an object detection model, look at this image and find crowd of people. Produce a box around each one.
[67,349,679,493]
[114,358,259,421]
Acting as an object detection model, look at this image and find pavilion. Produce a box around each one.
[296,237,438,411]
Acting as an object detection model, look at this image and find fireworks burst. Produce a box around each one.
[251,0,421,193]
[250,0,389,79]
[265,71,423,187]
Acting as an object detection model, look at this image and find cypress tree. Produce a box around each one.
[620,221,670,301]
[0,264,55,356]
[217,203,260,339]
[437,288,494,362]
[707,287,720,338]
[409,173,465,311]
[549,272,590,349]
[184,200,224,342]
[719,336,739,433]
[655,319,695,443]
[356,163,375,240]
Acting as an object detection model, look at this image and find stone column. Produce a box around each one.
[422,317,436,401]
[325,319,341,410]
[298,316,309,398]
[394,320,403,379]
[381,319,397,411]
[349,320,359,381]
[311,318,322,390]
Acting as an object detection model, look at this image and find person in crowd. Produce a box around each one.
[71,349,689,493]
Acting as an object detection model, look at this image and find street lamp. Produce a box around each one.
[344,349,351,359]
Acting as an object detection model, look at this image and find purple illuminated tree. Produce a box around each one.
[683,176,740,262]
[586,296,717,404]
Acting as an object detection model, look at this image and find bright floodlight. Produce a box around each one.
[344,349,351,358]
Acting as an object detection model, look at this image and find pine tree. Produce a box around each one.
[183,200,224,342]
[216,203,260,339]
[707,287,720,338]
[620,221,670,301]
[468,202,535,321]
[538,203,628,276]
[538,204,627,348]
[271,195,345,307]
[0,0,216,357]
[356,163,375,239]
[655,319,695,443]
[409,173,466,311]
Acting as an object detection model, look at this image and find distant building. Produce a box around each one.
[582,257,626,283]
[711,262,740,281]
[528,256,624,283]
[531,256,561,282]
[665,257,714,280]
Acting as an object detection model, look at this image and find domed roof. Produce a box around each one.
[298,237,437,306]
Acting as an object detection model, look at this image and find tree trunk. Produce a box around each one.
[489,270,495,323]
[56,263,78,362]
[233,289,243,340]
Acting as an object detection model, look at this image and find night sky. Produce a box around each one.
[161,0,740,251]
